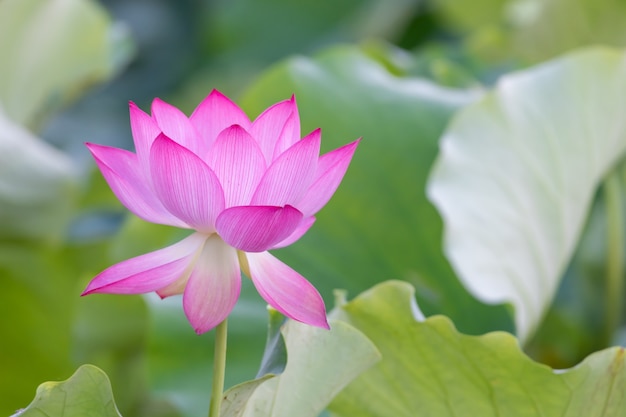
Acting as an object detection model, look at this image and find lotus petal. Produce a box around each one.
[245,251,328,329]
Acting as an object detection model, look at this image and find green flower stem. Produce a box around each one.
[209,319,228,417]
[603,170,624,346]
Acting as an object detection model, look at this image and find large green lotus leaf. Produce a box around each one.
[328,281,626,417]
[221,319,380,417]
[16,365,121,417]
[239,44,513,334]
[428,47,626,342]
[0,0,133,128]
[0,107,77,242]
[433,0,626,64]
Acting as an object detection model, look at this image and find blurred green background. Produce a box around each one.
[3,0,626,416]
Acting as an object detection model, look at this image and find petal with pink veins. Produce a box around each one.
[270,216,316,249]
[150,134,225,233]
[297,139,360,217]
[183,234,241,334]
[208,125,266,207]
[190,90,252,154]
[250,96,299,164]
[216,205,303,252]
[87,143,187,228]
[271,96,301,161]
[251,129,321,207]
[245,251,329,329]
[82,233,207,295]
[151,98,202,154]
[129,101,160,174]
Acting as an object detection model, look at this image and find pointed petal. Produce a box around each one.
[150,134,225,233]
[251,129,321,207]
[297,139,360,217]
[151,98,202,154]
[183,235,241,333]
[271,216,316,249]
[246,251,328,329]
[250,96,299,164]
[82,233,206,295]
[129,101,160,174]
[208,125,266,207]
[272,96,301,160]
[190,90,251,154]
[86,143,187,227]
[216,205,303,252]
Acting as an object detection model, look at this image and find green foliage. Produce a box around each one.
[221,319,380,417]
[433,0,626,64]
[16,365,122,417]
[328,281,626,417]
[0,243,75,415]
[0,109,76,242]
[428,47,626,342]
[0,0,133,129]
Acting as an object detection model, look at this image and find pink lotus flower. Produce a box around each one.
[83,90,359,334]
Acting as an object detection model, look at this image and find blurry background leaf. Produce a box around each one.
[0,0,133,129]
[221,319,379,417]
[329,281,626,417]
[428,47,626,344]
[0,243,75,416]
[432,0,626,65]
[177,0,423,103]
[17,365,122,417]
[255,308,288,378]
[0,107,77,242]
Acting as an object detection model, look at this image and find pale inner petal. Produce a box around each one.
[182,234,242,334]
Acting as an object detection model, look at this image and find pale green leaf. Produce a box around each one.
[17,365,122,417]
[0,0,133,128]
[329,281,626,417]
[222,319,380,417]
[0,107,77,242]
[428,47,626,341]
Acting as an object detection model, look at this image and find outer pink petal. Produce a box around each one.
[270,216,316,249]
[296,139,360,217]
[86,143,187,227]
[150,134,225,233]
[129,101,160,175]
[250,96,299,164]
[216,205,303,252]
[208,125,266,207]
[251,129,321,207]
[183,234,241,334]
[82,233,206,295]
[190,90,252,154]
[245,251,328,329]
[151,98,202,154]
